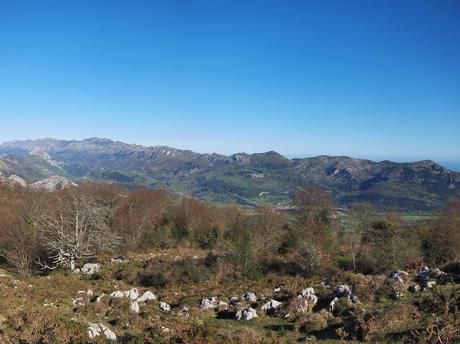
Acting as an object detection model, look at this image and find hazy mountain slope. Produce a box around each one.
[0,154,71,182]
[1,138,459,211]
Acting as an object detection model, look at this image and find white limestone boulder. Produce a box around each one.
[243,292,257,303]
[87,322,116,341]
[261,299,282,314]
[235,307,258,320]
[80,263,101,276]
[160,302,171,312]
[137,291,157,303]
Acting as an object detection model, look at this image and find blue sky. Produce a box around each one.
[0,0,459,169]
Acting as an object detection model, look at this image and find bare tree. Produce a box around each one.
[37,189,119,270]
[0,189,45,275]
[340,230,361,271]
[253,204,286,253]
[0,207,36,275]
[349,202,376,235]
[113,187,170,249]
[422,199,460,264]
[291,186,336,245]
[339,202,376,271]
[175,197,217,248]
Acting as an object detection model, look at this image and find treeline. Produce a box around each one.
[0,183,459,277]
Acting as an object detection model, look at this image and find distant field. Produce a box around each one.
[400,214,437,222]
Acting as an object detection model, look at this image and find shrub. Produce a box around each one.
[295,241,323,275]
[296,310,334,333]
[443,261,460,274]
[354,249,377,275]
[138,272,168,288]
[230,227,259,277]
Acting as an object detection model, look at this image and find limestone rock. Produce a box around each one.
[334,284,351,298]
[137,291,157,303]
[298,287,318,306]
[235,307,258,320]
[130,301,140,313]
[79,263,101,276]
[160,302,171,312]
[243,292,257,303]
[200,297,219,310]
[261,299,282,314]
[87,322,116,341]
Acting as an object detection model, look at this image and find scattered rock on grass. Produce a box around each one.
[78,263,101,276]
[298,287,318,306]
[87,322,116,341]
[388,270,409,284]
[261,299,282,314]
[200,297,219,309]
[130,301,140,313]
[111,257,129,264]
[243,292,257,303]
[334,285,351,298]
[160,302,171,312]
[137,291,157,302]
[235,307,258,320]
[110,291,124,298]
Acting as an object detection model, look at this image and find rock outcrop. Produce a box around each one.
[261,300,282,314]
[74,263,101,276]
[30,175,76,192]
[235,307,258,320]
[87,322,116,341]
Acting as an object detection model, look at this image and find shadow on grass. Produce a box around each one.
[264,323,295,332]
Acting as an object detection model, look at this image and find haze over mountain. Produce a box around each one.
[1,138,458,212]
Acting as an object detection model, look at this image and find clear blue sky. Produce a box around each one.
[0,0,459,168]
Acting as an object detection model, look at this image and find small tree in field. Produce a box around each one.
[37,189,119,270]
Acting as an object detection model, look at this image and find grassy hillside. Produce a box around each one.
[0,248,458,343]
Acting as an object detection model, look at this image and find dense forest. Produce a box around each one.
[0,183,459,343]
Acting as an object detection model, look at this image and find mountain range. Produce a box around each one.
[0,137,459,212]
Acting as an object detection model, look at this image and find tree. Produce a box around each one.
[227,208,258,276]
[0,205,36,275]
[340,229,361,271]
[37,189,119,270]
[253,204,287,255]
[174,198,218,249]
[421,200,460,264]
[291,186,336,246]
[365,213,420,271]
[113,187,170,250]
[0,189,45,275]
[349,202,376,235]
[79,182,126,222]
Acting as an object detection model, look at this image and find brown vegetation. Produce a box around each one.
[0,183,459,343]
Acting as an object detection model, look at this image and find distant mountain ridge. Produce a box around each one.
[1,138,459,212]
